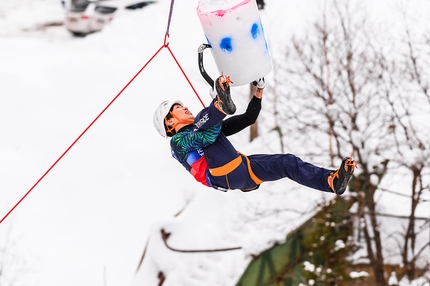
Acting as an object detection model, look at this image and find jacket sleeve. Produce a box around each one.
[221,96,262,136]
[170,123,222,163]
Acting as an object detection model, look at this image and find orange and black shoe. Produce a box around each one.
[328,156,358,195]
[214,73,236,115]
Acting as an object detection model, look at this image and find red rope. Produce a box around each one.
[0,0,206,224]
[0,45,165,224]
[167,45,206,108]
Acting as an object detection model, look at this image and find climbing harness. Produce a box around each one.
[209,155,242,176]
[208,151,264,191]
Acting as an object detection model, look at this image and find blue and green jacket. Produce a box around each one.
[170,97,261,189]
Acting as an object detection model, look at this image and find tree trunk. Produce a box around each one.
[356,174,387,286]
[250,83,259,142]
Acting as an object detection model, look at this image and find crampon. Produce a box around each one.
[328,156,358,195]
[214,73,236,115]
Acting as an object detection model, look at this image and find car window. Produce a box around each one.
[125,1,156,10]
[70,0,91,12]
[95,6,117,14]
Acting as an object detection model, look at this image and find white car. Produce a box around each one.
[64,0,156,37]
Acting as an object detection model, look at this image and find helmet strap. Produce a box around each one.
[165,111,193,135]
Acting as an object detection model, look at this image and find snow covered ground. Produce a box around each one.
[0,1,319,285]
[0,0,428,286]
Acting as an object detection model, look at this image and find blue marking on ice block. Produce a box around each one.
[220,37,233,53]
[251,23,260,39]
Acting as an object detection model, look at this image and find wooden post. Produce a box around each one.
[250,83,259,142]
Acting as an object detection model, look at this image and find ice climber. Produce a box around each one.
[153,74,357,194]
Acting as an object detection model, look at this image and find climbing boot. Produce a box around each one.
[328,156,358,195]
[214,73,236,115]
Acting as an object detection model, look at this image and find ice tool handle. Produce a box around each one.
[198,43,215,88]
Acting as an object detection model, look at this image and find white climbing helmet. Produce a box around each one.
[153,99,183,138]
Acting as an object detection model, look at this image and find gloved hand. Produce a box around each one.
[209,87,217,99]
[252,77,265,90]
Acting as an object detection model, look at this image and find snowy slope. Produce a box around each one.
[133,130,333,286]
[0,0,312,285]
[0,0,429,286]
[0,1,329,285]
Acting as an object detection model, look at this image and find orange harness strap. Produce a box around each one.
[239,152,264,185]
[209,156,242,176]
[208,152,264,186]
